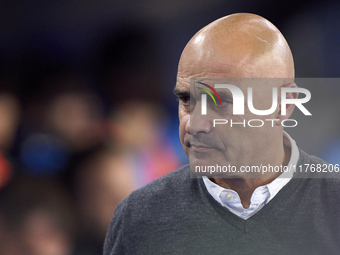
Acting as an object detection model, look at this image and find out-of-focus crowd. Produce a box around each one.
[0,26,184,255]
[2,1,340,254]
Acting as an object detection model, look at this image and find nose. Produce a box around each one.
[185,105,212,135]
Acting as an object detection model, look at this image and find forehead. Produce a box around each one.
[175,50,260,92]
[177,69,241,93]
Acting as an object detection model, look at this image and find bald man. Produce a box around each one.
[104,13,340,255]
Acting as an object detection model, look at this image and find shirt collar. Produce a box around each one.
[265,131,299,198]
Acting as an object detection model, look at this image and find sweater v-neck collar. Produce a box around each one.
[195,150,309,232]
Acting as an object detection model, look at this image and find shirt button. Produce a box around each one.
[225,192,233,201]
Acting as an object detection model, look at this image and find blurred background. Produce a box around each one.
[0,0,340,254]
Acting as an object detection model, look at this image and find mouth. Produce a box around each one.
[190,144,214,152]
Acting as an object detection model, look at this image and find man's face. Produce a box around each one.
[174,13,296,177]
[175,71,282,177]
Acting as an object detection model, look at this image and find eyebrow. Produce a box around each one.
[173,87,234,103]
[173,88,190,97]
[195,89,234,102]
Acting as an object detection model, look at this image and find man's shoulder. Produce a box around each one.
[121,164,197,210]
[133,164,192,196]
[296,148,340,189]
[103,166,195,255]
[298,149,329,165]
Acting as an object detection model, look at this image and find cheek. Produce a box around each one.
[178,109,189,141]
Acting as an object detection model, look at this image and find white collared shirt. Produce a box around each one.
[202,131,299,220]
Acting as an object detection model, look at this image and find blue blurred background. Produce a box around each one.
[0,1,340,254]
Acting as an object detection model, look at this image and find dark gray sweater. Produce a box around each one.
[103,150,340,255]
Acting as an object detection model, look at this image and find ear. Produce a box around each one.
[276,82,298,124]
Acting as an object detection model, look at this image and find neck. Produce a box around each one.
[211,139,291,209]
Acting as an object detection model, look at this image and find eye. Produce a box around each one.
[221,100,233,106]
[214,100,233,113]
[178,95,190,105]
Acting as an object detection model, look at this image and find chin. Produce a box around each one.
[189,156,216,175]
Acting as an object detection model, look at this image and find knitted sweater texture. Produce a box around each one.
[104,150,340,255]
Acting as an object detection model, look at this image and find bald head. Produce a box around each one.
[178,13,294,79]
